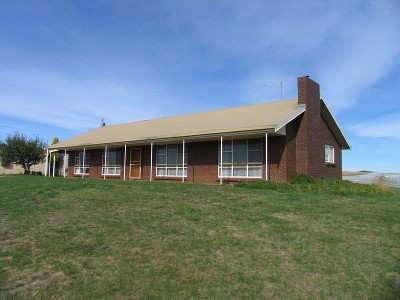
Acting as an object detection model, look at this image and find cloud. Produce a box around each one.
[351,114,400,139]
[0,68,179,131]
[165,0,400,111]
[1,0,399,135]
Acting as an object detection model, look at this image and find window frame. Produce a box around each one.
[156,144,187,177]
[102,148,122,176]
[218,138,263,179]
[74,150,89,175]
[325,144,335,164]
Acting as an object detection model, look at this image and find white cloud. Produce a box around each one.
[166,0,400,111]
[0,68,179,131]
[351,114,400,139]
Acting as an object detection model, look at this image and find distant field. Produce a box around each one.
[1,176,399,299]
[342,171,370,176]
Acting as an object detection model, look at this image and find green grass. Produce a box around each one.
[237,173,395,197]
[0,176,399,299]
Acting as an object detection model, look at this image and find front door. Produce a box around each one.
[129,148,142,179]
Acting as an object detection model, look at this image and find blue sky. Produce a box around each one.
[1,0,400,172]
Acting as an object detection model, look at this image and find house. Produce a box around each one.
[0,159,45,175]
[47,76,350,183]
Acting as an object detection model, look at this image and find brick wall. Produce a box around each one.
[296,76,341,179]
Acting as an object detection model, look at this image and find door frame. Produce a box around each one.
[129,148,142,179]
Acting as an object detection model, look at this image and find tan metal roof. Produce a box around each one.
[50,99,305,149]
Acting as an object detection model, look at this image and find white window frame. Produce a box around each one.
[325,144,335,164]
[74,150,89,175]
[218,139,263,179]
[156,144,187,177]
[102,148,121,176]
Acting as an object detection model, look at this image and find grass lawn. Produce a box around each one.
[0,176,399,299]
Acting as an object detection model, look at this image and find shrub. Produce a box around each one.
[236,174,394,197]
[290,173,318,184]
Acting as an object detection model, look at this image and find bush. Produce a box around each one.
[290,173,318,184]
[236,174,394,197]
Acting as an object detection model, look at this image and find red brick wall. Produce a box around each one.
[296,76,342,179]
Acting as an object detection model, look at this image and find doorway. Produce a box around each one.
[129,148,141,179]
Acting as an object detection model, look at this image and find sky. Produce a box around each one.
[1,0,400,172]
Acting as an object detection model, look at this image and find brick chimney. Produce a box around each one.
[295,76,323,177]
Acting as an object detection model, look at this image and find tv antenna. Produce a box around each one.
[264,81,283,100]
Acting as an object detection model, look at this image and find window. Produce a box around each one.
[74,151,89,174]
[156,144,187,177]
[60,153,69,177]
[102,148,122,175]
[325,145,335,164]
[218,138,263,178]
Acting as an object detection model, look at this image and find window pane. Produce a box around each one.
[222,141,232,151]
[157,154,166,164]
[177,168,186,176]
[325,145,334,163]
[167,168,177,176]
[157,145,166,155]
[177,144,183,153]
[167,145,178,164]
[249,166,262,177]
[221,167,232,177]
[233,140,247,163]
[248,151,262,163]
[157,168,166,176]
[248,138,262,150]
[233,167,247,177]
[222,151,232,163]
[108,150,117,165]
[177,152,183,164]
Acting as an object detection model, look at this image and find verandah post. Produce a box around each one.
[64,149,67,178]
[150,142,153,182]
[182,139,185,183]
[124,144,127,181]
[82,147,86,179]
[220,136,223,185]
[265,133,268,181]
[52,153,56,177]
[104,146,107,180]
[45,149,49,177]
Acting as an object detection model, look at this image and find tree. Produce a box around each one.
[0,133,47,172]
[51,137,60,161]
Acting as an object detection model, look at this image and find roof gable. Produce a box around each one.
[320,99,351,150]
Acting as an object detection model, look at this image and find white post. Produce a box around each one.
[124,144,127,181]
[265,133,268,181]
[104,146,107,180]
[82,148,86,179]
[52,153,56,177]
[64,149,67,178]
[220,136,223,185]
[45,149,49,177]
[182,140,185,183]
[150,142,153,182]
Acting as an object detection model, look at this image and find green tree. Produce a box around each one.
[0,133,47,172]
[51,137,60,161]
